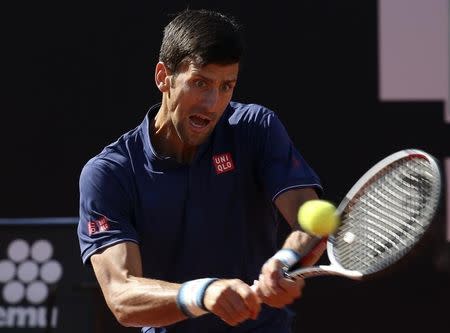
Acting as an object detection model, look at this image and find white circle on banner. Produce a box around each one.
[17,260,39,283]
[3,281,25,304]
[31,240,53,262]
[7,239,30,262]
[26,281,48,304]
[0,260,16,282]
[40,260,63,283]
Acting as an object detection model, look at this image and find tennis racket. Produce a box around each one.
[287,148,442,280]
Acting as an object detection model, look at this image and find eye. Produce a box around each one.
[194,80,207,88]
[221,83,234,93]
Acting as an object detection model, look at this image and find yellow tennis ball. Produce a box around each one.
[297,199,340,237]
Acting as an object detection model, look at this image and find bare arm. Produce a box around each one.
[90,242,184,327]
[275,187,324,260]
[91,242,260,328]
[255,187,327,307]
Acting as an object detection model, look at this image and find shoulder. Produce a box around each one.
[226,101,276,127]
[80,125,142,183]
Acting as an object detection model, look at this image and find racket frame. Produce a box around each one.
[286,149,441,281]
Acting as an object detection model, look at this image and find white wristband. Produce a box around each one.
[272,249,301,267]
[176,278,218,318]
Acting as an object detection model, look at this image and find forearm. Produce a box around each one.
[91,243,188,328]
[91,239,261,328]
[106,276,260,328]
[274,188,324,265]
[104,276,184,327]
[282,230,320,257]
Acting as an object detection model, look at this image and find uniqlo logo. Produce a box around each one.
[88,216,110,235]
[212,153,235,174]
[88,221,97,236]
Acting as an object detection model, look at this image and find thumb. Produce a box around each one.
[250,280,263,301]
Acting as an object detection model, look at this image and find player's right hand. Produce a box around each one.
[203,279,261,326]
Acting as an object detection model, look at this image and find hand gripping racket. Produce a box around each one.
[287,149,442,280]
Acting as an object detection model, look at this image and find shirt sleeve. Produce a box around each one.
[77,158,139,265]
[257,111,323,201]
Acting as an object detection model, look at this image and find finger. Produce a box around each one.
[226,292,252,323]
[250,280,259,293]
[257,274,288,307]
[263,279,294,307]
[264,259,285,281]
[240,284,261,320]
[250,280,262,298]
[259,275,304,308]
[258,272,282,297]
[250,280,265,307]
[203,280,236,322]
[231,283,262,321]
[220,285,259,325]
[208,291,244,326]
[216,300,241,326]
[215,282,261,325]
[260,261,284,295]
[278,276,303,299]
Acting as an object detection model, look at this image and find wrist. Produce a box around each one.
[176,278,218,318]
[272,248,301,267]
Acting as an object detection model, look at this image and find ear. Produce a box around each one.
[155,62,171,92]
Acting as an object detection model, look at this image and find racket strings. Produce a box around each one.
[333,157,440,274]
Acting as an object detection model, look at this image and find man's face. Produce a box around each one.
[167,62,239,147]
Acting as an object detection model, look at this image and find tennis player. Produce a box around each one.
[77,9,325,333]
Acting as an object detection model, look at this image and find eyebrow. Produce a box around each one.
[195,73,237,85]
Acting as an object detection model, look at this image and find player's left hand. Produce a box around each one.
[252,258,304,308]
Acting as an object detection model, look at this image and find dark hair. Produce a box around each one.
[159,9,244,73]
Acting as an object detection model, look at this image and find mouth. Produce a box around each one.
[188,114,211,130]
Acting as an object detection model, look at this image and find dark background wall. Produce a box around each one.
[1,0,448,332]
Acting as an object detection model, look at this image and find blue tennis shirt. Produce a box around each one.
[78,101,322,333]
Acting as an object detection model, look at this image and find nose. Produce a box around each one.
[202,88,220,112]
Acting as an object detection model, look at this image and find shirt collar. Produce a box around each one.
[139,103,216,171]
[139,104,181,171]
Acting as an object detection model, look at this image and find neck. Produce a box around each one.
[150,109,196,164]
